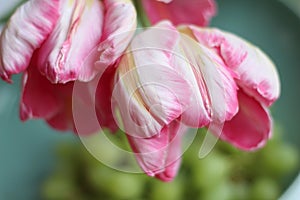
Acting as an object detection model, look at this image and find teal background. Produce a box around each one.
[0,0,300,199]
[0,75,74,199]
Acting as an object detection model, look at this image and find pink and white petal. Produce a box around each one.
[38,0,104,83]
[113,70,163,139]
[0,0,60,81]
[183,26,247,69]
[155,158,181,182]
[176,32,238,127]
[142,0,216,26]
[126,120,185,181]
[130,22,191,126]
[96,0,136,69]
[235,45,280,107]
[157,0,173,3]
[72,75,115,136]
[114,57,191,138]
[154,122,187,181]
[221,90,272,151]
[20,54,75,132]
[187,26,280,106]
[216,61,239,121]
[113,21,191,138]
[171,42,210,127]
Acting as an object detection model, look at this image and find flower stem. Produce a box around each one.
[133,0,151,28]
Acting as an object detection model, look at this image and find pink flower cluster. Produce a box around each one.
[0,0,280,181]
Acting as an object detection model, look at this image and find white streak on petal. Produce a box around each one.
[38,0,104,83]
[97,0,137,69]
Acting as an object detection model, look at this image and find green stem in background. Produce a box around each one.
[0,12,12,24]
[133,0,151,28]
[0,0,27,24]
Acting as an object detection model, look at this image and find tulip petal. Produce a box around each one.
[96,0,137,69]
[126,120,185,181]
[20,54,75,132]
[37,0,104,83]
[20,67,60,121]
[175,29,238,127]
[46,107,75,132]
[95,66,119,133]
[221,90,272,151]
[113,21,191,138]
[0,0,60,81]
[157,0,173,3]
[187,26,280,106]
[72,72,121,136]
[142,0,216,26]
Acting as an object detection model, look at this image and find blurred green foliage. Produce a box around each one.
[41,125,299,200]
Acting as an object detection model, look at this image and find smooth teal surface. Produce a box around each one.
[0,76,75,199]
[0,0,300,199]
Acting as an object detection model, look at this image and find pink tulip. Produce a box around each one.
[0,0,60,82]
[142,0,216,26]
[111,21,280,180]
[0,0,136,132]
[111,21,240,181]
[20,50,121,134]
[0,0,136,83]
[178,25,280,150]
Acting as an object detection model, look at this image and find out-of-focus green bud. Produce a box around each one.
[199,180,234,200]
[105,172,144,199]
[260,143,299,177]
[230,182,249,200]
[250,177,280,200]
[192,152,231,189]
[149,177,183,200]
[41,172,79,200]
[87,164,112,193]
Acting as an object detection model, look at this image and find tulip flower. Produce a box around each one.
[110,21,280,181]
[0,0,136,131]
[178,25,280,150]
[142,0,216,26]
[0,0,136,83]
[111,21,239,181]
